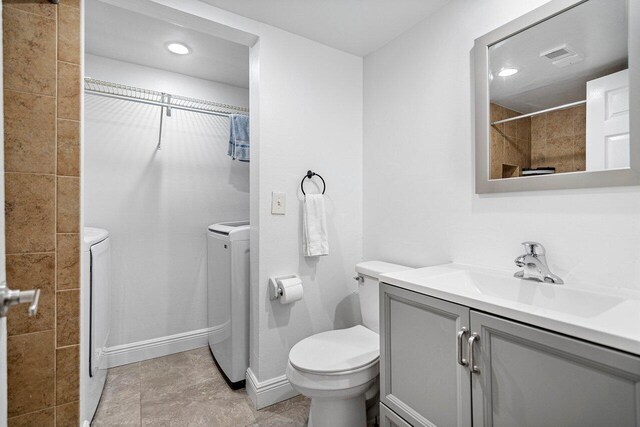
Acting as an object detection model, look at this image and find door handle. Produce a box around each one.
[456,327,469,366]
[468,333,480,373]
[0,281,41,317]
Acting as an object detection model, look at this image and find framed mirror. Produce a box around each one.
[474,0,639,193]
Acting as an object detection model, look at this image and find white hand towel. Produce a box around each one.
[303,194,329,257]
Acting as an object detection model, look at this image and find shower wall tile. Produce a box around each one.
[3,0,57,19]
[57,177,80,233]
[573,104,586,135]
[7,407,55,427]
[57,61,81,120]
[530,105,586,172]
[546,108,574,138]
[59,0,80,8]
[5,173,55,254]
[58,5,80,64]
[531,115,546,142]
[574,133,586,171]
[5,0,80,423]
[547,136,574,173]
[7,330,55,417]
[56,345,80,405]
[56,289,80,347]
[3,6,56,95]
[4,90,56,173]
[56,234,80,290]
[57,119,80,177]
[6,253,55,336]
[55,401,79,427]
[489,103,531,178]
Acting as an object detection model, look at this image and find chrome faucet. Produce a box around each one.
[514,242,564,284]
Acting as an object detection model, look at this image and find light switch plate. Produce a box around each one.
[271,192,286,215]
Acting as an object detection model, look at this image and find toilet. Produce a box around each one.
[286,261,412,427]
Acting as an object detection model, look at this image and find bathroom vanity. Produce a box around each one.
[378,264,640,427]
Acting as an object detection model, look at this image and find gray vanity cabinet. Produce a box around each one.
[380,403,412,427]
[380,283,640,427]
[379,284,472,427]
[471,311,640,427]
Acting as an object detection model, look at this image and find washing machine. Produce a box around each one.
[207,221,250,388]
[80,227,111,424]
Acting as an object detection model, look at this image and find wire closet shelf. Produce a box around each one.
[84,78,249,149]
[84,78,249,117]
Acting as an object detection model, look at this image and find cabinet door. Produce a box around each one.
[380,403,412,427]
[380,284,471,427]
[470,311,640,427]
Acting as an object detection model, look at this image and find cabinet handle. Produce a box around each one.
[456,327,469,366]
[468,333,480,373]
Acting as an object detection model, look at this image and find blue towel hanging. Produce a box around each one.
[228,114,250,162]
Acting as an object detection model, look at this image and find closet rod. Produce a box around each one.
[491,99,585,125]
[85,90,243,119]
[84,78,249,150]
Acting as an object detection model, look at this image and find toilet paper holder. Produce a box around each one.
[269,275,299,300]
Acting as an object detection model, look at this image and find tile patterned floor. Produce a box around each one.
[91,347,310,426]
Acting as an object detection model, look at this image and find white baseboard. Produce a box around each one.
[104,327,217,368]
[246,367,299,410]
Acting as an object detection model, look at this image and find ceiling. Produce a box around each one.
[200,0,449,56]
[85,1,250,88]
[490,0,628,113]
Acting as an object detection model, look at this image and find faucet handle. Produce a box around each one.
[521,241,545,256]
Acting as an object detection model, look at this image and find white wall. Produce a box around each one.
[84,55,250,346]
[364,0,640,291]
[250,26,363,382]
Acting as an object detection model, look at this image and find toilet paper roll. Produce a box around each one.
[278,277,303,304]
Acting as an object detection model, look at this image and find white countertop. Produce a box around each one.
[380,263,640,356]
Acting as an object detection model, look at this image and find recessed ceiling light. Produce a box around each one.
[498,67,519,77]
[166,42,191,55]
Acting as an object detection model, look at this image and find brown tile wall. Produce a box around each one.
[490,103,531,179]
[3,0,81,425]
[531,104,586,173]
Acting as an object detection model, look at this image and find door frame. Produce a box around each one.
[0,1,7,424]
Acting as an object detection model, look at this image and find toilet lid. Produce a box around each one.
[289,325,379,374]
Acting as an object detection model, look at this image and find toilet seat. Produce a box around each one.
[289,325,379,375]
[286,326,381,427]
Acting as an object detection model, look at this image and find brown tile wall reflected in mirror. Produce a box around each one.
[530,104,586,173]
[490,103,586,179]
[490,103,531,179]
[3,0,81,425]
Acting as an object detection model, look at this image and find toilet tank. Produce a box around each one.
[356,261,412,333]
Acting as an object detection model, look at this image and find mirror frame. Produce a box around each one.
[474,0,639,193]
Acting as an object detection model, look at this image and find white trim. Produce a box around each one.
[246,368,299,409]
[104,326,222,367]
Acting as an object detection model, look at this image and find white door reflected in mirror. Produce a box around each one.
[586,69,630,171]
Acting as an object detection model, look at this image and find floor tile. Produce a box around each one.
[93,363,141,426]
[93,348,310,427]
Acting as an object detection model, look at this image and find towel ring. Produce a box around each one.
[300,170,326,195]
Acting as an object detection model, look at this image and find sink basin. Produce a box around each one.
[381,263,640,355]
[434,268,625,318]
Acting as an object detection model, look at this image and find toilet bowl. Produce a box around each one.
[286,261,412,427]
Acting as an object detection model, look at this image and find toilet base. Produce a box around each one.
[308,395,366,427]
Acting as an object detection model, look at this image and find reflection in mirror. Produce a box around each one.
[488,0,629,180]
